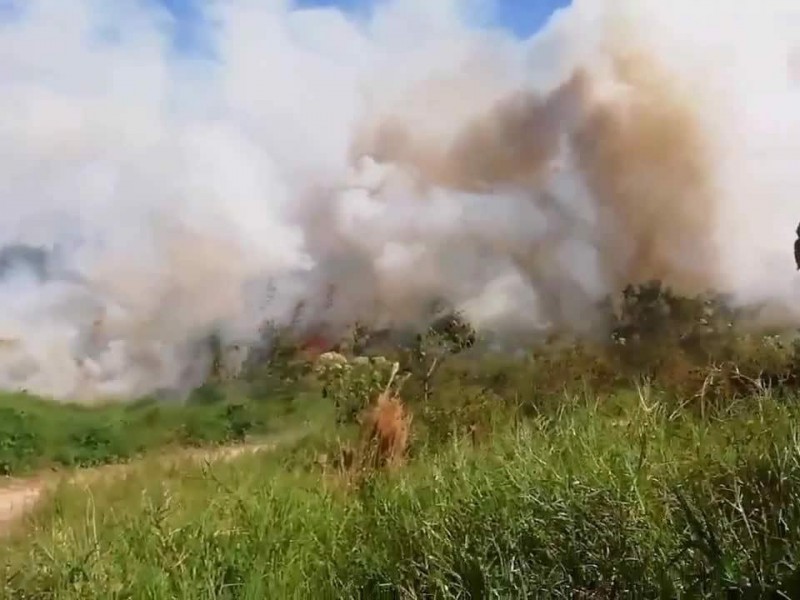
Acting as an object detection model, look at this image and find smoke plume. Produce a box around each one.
[0,0,799,400]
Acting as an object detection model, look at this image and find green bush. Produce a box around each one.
[0,383,311,475]
[0,405,42,475]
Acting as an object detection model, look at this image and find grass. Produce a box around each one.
[0,380,331,476]
[3,285,800,598]
[4,387,800,598]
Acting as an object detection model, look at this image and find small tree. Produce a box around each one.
[405,311,476,402]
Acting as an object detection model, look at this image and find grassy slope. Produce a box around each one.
[3,388,800,599]
[0,380,331,476]
[4,286,800,598]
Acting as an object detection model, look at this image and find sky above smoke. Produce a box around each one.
[0,0,799,401]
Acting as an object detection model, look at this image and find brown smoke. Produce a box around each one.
[352,44,720,311]
[572,49,720,295]
[5,0,797,401]
[354,70,590,192]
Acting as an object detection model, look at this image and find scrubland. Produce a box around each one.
[3,282,800,599]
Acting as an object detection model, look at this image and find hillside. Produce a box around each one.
[3,285,800,598]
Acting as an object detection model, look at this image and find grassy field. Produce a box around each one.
[3,284,800,598]
[0,366,330,476]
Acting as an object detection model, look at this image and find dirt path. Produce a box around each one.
[0,478,45,533]
[0,440,280,537]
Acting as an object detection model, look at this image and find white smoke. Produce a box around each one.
[0,0,798,401]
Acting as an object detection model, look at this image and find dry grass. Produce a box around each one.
[313,365,413,484]
[320,390,413,481]
[361,391,412,469]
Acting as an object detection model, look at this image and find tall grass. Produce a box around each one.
[4,284,800,597]
[4,389,800,599]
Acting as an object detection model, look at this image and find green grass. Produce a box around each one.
[4,286,800,597]
[4,388,800,598]
[0,381,330,476]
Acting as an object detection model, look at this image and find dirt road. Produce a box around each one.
[0,478,44,533]
[0,441,277,537]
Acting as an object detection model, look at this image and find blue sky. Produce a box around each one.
[291,0,571,37]
[159,0,571,45]
[488,0,571,37]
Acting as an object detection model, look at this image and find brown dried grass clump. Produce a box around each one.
[316,392,411,493]
[361,391,412,470]
[317,362,413,481]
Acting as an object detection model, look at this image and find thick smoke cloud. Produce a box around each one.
[0,0,798,401]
